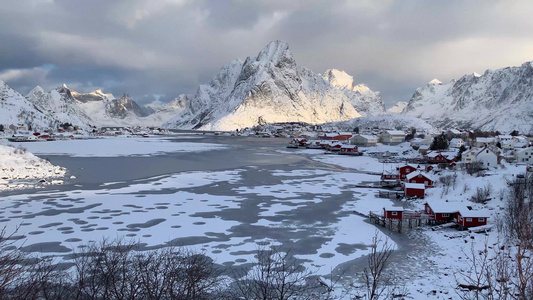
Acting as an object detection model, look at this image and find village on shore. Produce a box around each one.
[269,122,533,234]
[2,120,532,233]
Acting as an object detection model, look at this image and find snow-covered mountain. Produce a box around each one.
[0,80,57,130]
[105,94,148,119]
[24,85,183,128]
[402,62,533,134]
[322,69,384,116]
[164,41,384,131]
[387,102,408,114]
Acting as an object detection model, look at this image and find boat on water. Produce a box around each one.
[7,136,44,142]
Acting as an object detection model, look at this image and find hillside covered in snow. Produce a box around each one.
[320,114,437,133]
[163,41,385,131]
[402,62,533,134]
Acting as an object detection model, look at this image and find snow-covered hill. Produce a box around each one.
[402,62,533,134]
[0,80,56,130]
[0,143,66,190]
[320,114,437,133]
[163,41,384,131]
[387,101,408,114]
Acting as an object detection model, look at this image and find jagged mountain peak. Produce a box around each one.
[255,40,292,66]
[163,41,385,131]
[428,79,442,85]
[323,69,355,90]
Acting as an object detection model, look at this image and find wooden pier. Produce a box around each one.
[369,211,434,233]
[377,190,404,199]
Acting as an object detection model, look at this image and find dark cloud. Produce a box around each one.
[1,0,533,108]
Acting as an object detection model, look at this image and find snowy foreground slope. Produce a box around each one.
[163,41,385,131]
[0,143,66,189]
[402,61,533,134]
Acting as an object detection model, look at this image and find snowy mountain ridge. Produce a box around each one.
[402,61,533,134]
[0,80,62,130]
[163,41,385,131]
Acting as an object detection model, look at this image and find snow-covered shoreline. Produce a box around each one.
[0,143,67,190]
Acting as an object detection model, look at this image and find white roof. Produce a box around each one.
[459,209,489,218]
[514,142,529,148]
[426,151,444,158]
[516,147,533,154]
[426,201,468,213]
[341,144,357,149]
[405,171,432,181]
[321,133,337,137]
[404,182,425,190]
[449,138,463,143]
[476,137,495,143]
[384,130,405,135]
[384,206,405,212]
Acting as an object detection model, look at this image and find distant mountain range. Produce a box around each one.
[0,81,184,131]
[2,40,533,133]
[402,62,533,134]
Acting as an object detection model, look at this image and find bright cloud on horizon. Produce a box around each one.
[1,0,533,107]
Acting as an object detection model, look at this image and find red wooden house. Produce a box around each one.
[424,202,469,223]
[398,165,421,181]
[405,172,434,188]
[324,141,343,151]
[339,145,358,154]
[383,207,404,219]
[332,133,354,141]
[381,171,400,181]
[404,182,425,197]
[425,151,450,164]
[456,209,488,228]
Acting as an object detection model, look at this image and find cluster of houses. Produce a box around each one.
[286,128,533,172]
[382,201,489,230]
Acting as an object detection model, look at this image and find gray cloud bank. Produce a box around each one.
[1,0,533,107]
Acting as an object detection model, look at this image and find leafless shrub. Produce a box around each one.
[457,173,533,300]
[0,227,26,296]
[471,183,493,204]
[440,175,454,196]
[466,162,484,176]
[232,246,317,300]
[72,238,223,300]
[363,231,395,300]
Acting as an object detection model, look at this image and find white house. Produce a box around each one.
[380,130,405,144]
[475,147,498,168]
[515,147,533,163]
[461,148,478,164]
[449,138,465,148]
[350,134,378,147]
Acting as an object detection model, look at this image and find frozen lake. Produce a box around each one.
[0,135,395,276]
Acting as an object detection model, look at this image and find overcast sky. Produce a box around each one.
[1,0,533,108]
